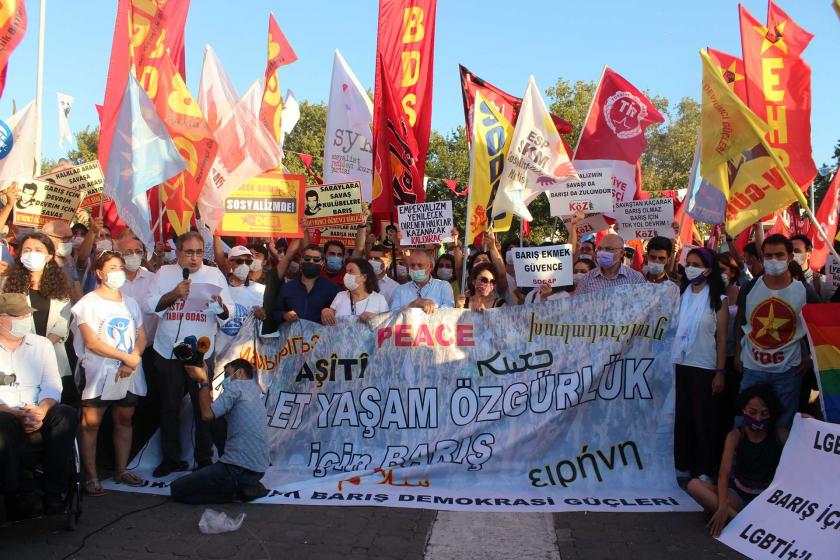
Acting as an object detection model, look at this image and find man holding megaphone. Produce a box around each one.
[145,232,233,478]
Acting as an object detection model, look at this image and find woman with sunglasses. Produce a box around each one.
[456,263,506,312]
[322,258,389,324]
[71,250,147,495]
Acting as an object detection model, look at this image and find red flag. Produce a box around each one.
[0,0,26,99]
[809,168,840,271]
[260,14,297,144]
[574,67,664,204]
[372,52,422,217]
[297,153,314,172]
[706,47,747,103]
[372,0,436,215]
[458,64,572,143]
[767,214,790,237]
[734,226,753,254]
[740,3,816,191]
[442,178,467,197]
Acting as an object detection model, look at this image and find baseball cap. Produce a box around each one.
[228,246,252,259]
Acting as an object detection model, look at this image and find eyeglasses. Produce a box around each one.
[302,255,323,263]
[121,250,144,257]
[597,247,622,252]
[477,277,495,285]
[180,249,203,257]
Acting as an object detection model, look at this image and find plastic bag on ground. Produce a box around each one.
[198,508,245,534]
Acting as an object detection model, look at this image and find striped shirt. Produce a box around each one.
[577,265,646,294]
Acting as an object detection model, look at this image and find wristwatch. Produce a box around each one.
[196,381,211,391]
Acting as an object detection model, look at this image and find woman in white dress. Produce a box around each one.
[322,258,389,323]
[72,250,146,496]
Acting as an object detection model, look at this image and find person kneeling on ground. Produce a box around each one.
[686,383,787,537]
[170,359,269,504]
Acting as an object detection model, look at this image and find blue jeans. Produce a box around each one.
[739,366,802,428]
[170,462,263,505]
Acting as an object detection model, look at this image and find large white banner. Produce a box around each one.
[719,415,840,560]
[116,284,698,512]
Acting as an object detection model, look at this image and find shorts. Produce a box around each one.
[729,478,763,506]
[81,392,141,408]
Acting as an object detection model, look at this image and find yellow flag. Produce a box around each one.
[699,49,809,236]
[467,92,514,244]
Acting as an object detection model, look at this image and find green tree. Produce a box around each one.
[283,100,328,178]
[641,97,700,193]
[813,139,840,209]
[41,126,101,173]
[424,126,469,229]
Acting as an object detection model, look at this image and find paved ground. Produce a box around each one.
[0,491,747,560]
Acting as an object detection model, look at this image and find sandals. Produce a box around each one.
[114,471,144,487]
[84,478,106,497]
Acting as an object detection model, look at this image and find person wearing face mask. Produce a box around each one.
[391,250,454,313]
[172,359,269,504]
[643,236,676,284]
[456,263,506,311]
[432,253,460,299]
[70,251,147,496]
[576,233,646,294]
[274,244,341,325]
[0,293,78,516]
[146,231,233,478]
[219,246,266,338]
[673,248,729,482]
[322,258,389,323]
[42,220,83,302]
[247,244,268,284]
[368,245,399,303]
[577,239,596,262]
[321,240,348,286]
[1,233,73,397]
[734,234,820,429]
[790,234,834,302]
[687,384,787,537]
[714,252,744,460]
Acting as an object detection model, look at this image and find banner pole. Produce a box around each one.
[572,64,607,159]
[519,219,524,247]
[34,0,47,176]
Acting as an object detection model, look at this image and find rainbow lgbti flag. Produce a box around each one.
[802,304,840,423]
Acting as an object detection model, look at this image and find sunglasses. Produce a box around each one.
[302,255,323,263]
[230,258,252,265]
[477,276,495,285]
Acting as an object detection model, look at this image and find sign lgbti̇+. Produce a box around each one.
[397,201,453,246]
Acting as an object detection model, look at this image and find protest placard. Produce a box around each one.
[548,167,613,217]
[302,181,364,228]
[397,200,453,246]
[826,254,840,292]
[561,213,611,238]
[512,244,573,287]
[614,198,675,240]
[310,224,359,249]
[218,172,304,237]
[719,415,840,560]
[38,160,106,210]
[11,179,82,228]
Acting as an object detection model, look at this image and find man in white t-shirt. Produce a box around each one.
[368,244,399,304]
[145,232,233,478]
[0,294,78,514]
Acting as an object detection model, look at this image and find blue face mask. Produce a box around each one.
[326,255,344,273]
[409,269,427,283]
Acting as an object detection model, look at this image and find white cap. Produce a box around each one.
[228,245,252,258]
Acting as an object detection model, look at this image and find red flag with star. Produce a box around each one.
[706,47,747,103]
[739,3,816,191]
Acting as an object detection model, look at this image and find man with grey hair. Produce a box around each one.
[390,250,455,312]
[576,233,646,294]
[145,231,233,478]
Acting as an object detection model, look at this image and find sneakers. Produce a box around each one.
[152,460,189,478]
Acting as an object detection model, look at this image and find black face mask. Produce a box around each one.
[301,262,322,279]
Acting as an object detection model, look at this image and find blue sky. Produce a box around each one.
[2,0,838,170]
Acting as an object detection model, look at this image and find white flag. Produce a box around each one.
[279,90,300,150]
[495,76,576,221]
[57,93,74,150]
[0,101,36,184]
[197,46,283,234]
[323,50,374,201]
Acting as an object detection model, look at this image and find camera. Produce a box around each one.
[172,335,211,366]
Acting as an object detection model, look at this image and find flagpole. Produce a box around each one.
[572,64,607,159]
[34,0,46,176]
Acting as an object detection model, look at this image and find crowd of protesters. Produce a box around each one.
[0,182,837,531]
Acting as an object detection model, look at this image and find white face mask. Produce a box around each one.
[232,264,251,281]
[56,242,73,257]
[250,259,263,272]
[763,258,789,277]
[164,250,176,263]
[505,251,514,265]
[396,264,408,278]
[573,272,587,284]
[792,253,807,267]
[105,270,126,289]
[368,260,383,275]
[21,252,48,272]
[684,266,707,281]
[71,236,84,249]
[647,262,666,276]
[287,261,300,275]
[96,239,113,253]
[721,273,730,287]
[343,273,359,291]
[4,316,31,339]
[124,254,142,272]
[437,268,453,281]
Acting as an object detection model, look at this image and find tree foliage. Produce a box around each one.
[282,100,328,178]
[813,139,840,209]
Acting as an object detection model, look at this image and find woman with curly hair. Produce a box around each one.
[456,262,506,312]
[2,232,73,386]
